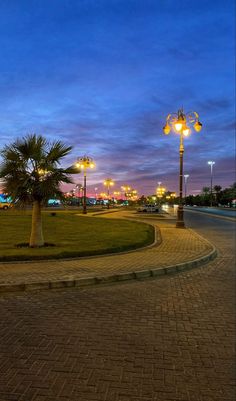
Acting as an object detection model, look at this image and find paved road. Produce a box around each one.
[0,213,235,401]
[185,207,236,219]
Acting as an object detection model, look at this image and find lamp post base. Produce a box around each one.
[176,206,185,228]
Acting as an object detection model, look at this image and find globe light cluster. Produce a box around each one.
[76,156,95,170]
[163,109,202,136]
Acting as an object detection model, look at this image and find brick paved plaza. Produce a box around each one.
[0,211,235,401]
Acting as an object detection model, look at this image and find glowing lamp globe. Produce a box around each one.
[174,122,183,132]
[183,127,190,136]
[163,124,171,135]
[194,121,202,132]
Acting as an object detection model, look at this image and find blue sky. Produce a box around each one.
[0,0,235,195]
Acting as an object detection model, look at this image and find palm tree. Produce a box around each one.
[213,185,222,205]
[0,134,77,247]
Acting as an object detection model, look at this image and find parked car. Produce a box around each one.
[137,204,159,213]
[0,202,13,210]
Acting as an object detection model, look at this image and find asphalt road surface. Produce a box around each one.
[185,207,236,219]
[0,211,235,401]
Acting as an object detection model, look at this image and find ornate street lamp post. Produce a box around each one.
[76,156,95,214]
[104,178,114,209]
[156,185,166,207]
[163,109,202,228]
[208,161,215,207]
[121,185,131,203]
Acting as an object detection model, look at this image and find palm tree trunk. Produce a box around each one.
[30,200,44,247]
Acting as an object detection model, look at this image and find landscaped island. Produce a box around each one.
[0,210,154,261]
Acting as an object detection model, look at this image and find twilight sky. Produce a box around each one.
[0,0,235,196]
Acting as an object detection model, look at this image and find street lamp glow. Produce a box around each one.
[163,108,202,228]
[121,185,131,202]
[104,178,114,188]
[183,127,190,136]
[121,185,131,191]
[194,121,203,132]
[175,122,183,132]
[103,178,115,209]
[156,186,166,198]
[163,123,171,135]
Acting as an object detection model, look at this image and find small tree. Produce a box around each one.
[0,134,77,247]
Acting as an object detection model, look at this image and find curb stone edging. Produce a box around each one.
[0,246,218,295]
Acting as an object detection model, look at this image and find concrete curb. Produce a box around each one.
[0,245,217,295]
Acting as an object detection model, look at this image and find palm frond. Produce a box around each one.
[0,134,75,204]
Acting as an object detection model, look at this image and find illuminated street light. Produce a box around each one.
[104,178,114,208]
[163,108,202,228]
[76,156,95,214]
[156,185,166,207]
[184,174,189,201]
[208,161,215,207]
[156,185,166,198]
[121,185,131,202]
[126,188,138,201]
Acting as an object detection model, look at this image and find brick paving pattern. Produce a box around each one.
[0,211,235,401]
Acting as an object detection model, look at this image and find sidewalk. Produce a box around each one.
[0,210,217,293]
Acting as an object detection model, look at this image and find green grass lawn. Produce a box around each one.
[0,209,154,261]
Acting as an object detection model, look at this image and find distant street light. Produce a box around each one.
[104,178,114,208]
[121,185,131,202]
[184,174,189,201]
[126,188,138,201]
[156,185,166,198]
[208,161,215,207]
[163,108,202,228]
[156,185,166,206]
[113,191,121,198]
[76,156,95,214]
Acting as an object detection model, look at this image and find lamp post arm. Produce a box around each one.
[186,111,199,123]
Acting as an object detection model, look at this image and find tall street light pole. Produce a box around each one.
[76,156,95,214]
[104,178,114,209]
[184,174,189,201]
[156,185,166,207]
[163,109,202,228]
[208,161,215,207]
[121,185,131,203]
